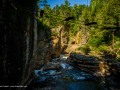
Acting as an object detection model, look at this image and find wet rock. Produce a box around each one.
[60,63,73,69]
[60,55,68,60]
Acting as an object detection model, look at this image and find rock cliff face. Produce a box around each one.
[51,25,67,56]
[51,36,61,57]
[51,25,89,55]
[0,0,38,87]
[0,1,65,87]
[37,26,52,68]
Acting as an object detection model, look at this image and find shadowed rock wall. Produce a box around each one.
[0,0,38,88]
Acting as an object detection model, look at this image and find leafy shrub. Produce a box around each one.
[78,45,91,55]
[98,45,110,52]
[51,31,58,36]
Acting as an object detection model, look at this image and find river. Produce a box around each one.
[26,55,106,90]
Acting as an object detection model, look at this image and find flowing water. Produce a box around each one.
[27,55,106,90]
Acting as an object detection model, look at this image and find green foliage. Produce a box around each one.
[114,37,120,48]
[88,28,105,47]
[78,45,91,55]
[97,45,110,52]
[38,0,120,56]
[51,31,58,36]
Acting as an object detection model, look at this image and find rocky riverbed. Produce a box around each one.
[26,55,106,90]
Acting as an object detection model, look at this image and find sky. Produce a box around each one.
[40,0,91,8]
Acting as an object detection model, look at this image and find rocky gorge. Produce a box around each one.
[0,0,120,90]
